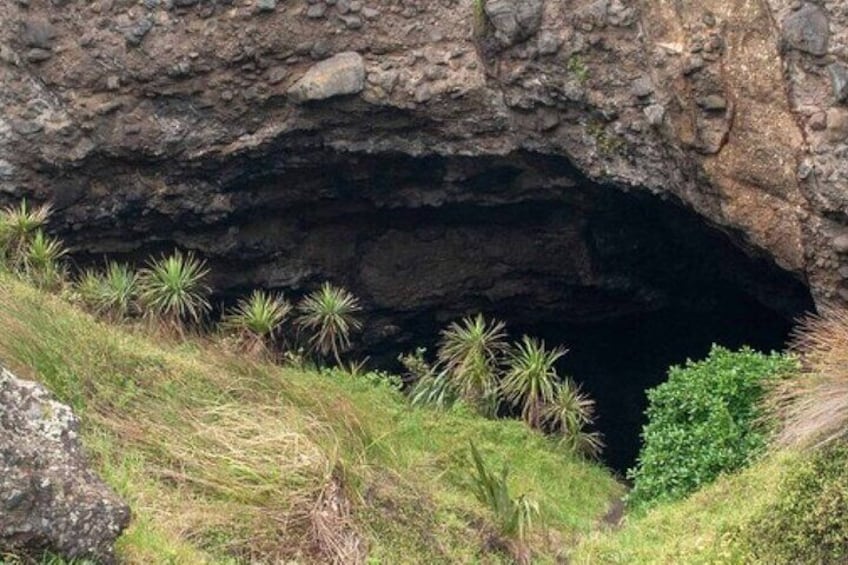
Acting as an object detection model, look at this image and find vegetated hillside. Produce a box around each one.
[575,311,848,564]
[0,274,621,564]
[573,451,793,563]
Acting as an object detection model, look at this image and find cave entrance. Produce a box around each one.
[343,171,815,475]
[513,298,799,474]
[62,150,815,474]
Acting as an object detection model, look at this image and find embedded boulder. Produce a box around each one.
[0,368,130,563]
[483,0,544,47]
[781,3,829,55]
[287,52,365,103]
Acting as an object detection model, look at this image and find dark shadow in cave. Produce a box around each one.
[356,187,815,475]
[58,149,817,475]
[514,297,797,474]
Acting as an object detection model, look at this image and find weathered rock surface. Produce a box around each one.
[0,0,847,329]
[288,51,365,102]
[0,368,130,562]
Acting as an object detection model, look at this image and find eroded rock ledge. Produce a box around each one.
[0,0,845,313]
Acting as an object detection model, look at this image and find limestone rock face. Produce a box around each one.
[0,0,847,315]
[0,368,130,562]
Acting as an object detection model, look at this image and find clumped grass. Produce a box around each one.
[768,307,848,448]
[573,452,798,564]
[74,268,108,312]
[22,229,67,291]
[0,275,621,563]
[74,262,138,321]
[745,441,848,564]
[98,262,138,321]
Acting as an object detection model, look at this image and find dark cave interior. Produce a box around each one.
[60,151,816,473]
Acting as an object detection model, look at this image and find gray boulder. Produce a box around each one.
[829,62,848,104]
[0,368,130,563]
[483,0,543,48]
[288,52,365,103]
[782,4,829,56]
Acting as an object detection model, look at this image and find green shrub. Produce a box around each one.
[745,441,848,564]
[626,345,797,511]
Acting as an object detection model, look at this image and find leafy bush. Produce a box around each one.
[626,345,797,510]
[469,442,540,545]
[745,441,848,564]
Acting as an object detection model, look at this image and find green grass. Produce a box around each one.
[572,451,800,564]
[0,274,621,564]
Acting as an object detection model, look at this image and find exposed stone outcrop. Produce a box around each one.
[0,0,845,321]
[288,51,366,102]
[0,368,130,563]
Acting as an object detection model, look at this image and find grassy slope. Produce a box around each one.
[0,275,621,564]
[573,443,800,563]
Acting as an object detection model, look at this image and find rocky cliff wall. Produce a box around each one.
[0,0,840,324]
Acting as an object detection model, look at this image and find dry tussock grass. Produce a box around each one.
[0,281,368,563]
[310,471,367,564]
[769,307,848,448]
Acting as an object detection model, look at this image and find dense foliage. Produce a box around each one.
[745,441,848,564]
[626,345,797,510]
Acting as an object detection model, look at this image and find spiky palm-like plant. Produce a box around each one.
[542,379,604,458]
[501,336,565,429]
[23,229,67,290]
[139,250,210,333]
[437,314,507,416]
[223,290,292,355]
[296,283,362,366]
[75,268,107,312]
[0,199,52,266]
[99,262,139,320]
